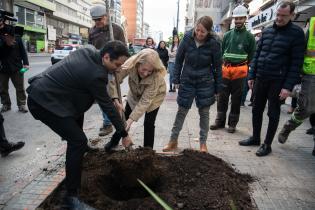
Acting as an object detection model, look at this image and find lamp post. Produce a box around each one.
[176,0,180,33]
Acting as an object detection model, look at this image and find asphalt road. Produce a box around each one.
[0,55,129,205]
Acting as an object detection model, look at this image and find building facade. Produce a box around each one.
[121,0,144,43]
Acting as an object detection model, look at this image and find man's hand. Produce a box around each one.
[122,135,133,148]
[126,118,134,131]
[279,89,291,100]
[23,65,29,69]
[113,99,124,115]
[248,80,254,89]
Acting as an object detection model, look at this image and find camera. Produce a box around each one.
[0,9,24,37]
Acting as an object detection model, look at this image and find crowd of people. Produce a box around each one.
[0,1,314,209]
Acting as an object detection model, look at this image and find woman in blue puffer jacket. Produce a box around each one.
[163,16,222,153]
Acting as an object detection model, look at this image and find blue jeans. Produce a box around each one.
[102,111,112,126]
[168,62,175,86]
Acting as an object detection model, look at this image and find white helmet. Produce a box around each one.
[232,5,248,18]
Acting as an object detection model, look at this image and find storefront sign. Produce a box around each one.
[248,4,276,30]
[47,27,56,41]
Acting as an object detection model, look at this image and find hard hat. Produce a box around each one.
[90,5,107,19]
[232,5,248,18]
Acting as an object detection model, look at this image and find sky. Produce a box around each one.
[143,0,186,40]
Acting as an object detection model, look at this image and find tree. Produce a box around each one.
[166,32,184,47]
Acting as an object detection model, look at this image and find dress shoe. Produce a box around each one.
[239,137,260,146]
[18,105,28,113]
[256,144,272,156]
[227,126,236,133]
[306,128,314,135]
[0,141,25,157]
[0,105,11,113]
[61,196,96,210]
[99,125,113,136]
[210,123,225,130]
[104,139,119,152]
[162,140,178,152]
[200,143,208,153]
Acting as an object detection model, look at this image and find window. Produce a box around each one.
[35,12,44,28]
[14,5,25,25]
[26,9,35,27]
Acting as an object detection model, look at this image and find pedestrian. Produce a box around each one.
[105,48,167,151]
[162,16,222,153]
[156,40,169,69]
[143,37,155,49]
[89,5,127,137]
[210,5,256,133]
[168,34,180,92]
[239,1,305,156]
[27,41,132,209]
[306,114,315,135]
[278,16,315,156]
[0,28,29,113]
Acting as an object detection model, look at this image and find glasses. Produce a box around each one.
[93,18,102,22]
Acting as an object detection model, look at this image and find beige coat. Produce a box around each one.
[109,67,166,122]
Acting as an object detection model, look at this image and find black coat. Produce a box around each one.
[156,48,169,68]
[26,45,125,133]
[0,36,29,74]
[249,21,305,90]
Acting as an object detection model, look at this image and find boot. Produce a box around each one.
[278,120,298,144]
[227,126,236,133]
[0,141,25,157]
[99,125,113,136]
[18,105,28,113]
[162,140,178,152]
[0,105,11,113]
[200,143,208,153]
[256,143,272,156]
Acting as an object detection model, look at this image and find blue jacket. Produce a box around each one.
[173,30,222,106]
[249,21,305,90]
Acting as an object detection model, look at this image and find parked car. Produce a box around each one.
[51,44,80,64]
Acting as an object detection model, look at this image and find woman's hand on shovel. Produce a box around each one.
[122,135,133,149]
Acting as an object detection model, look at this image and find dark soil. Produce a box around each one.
[40,148,256,210]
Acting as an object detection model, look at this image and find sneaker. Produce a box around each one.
[99,125,113,136]
[0,141,25,157]
[0,105,11,113]
[256,144,272,156]
[18,105,28,113]
[104,139,119,152]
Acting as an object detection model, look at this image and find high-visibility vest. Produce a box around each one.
[303,17,315,75]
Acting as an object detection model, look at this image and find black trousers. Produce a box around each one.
[216,78,244,127]
[28,97,85,195]
[110,102,159,148]
[252,78,283,145]
[0,113,8,144]
[310,113,315,127]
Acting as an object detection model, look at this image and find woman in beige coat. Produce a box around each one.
[105,48,167,151]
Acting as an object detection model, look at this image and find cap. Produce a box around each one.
[90,5,107,19]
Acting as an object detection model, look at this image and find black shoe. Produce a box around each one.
[227,126,236,133]
[104,140,119,152]
[306,128,314,135]
[61,196,96,210]
[0,105,11,113]
[239,137,260,146]
[256,144,272,156]
[0,141,25,157]
[210,123,225,130]
[18,105,28,113]
[278,127,291,144]
[248,102,253,107]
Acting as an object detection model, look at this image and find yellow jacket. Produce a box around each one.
[109,66,166,121]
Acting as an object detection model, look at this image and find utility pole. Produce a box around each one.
[0,0,13,12]
[176,0,180,32]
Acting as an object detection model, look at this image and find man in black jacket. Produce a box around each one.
[27,41,132,209]
[0,28,29,113]
[239,1,305,156]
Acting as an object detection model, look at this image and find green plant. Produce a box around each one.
[137,179,173,210]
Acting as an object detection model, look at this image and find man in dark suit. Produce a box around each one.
[27,41,131,209]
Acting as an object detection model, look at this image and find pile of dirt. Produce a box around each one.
[40,148,256,210]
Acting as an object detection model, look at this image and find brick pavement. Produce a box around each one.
[1,91,314,209]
